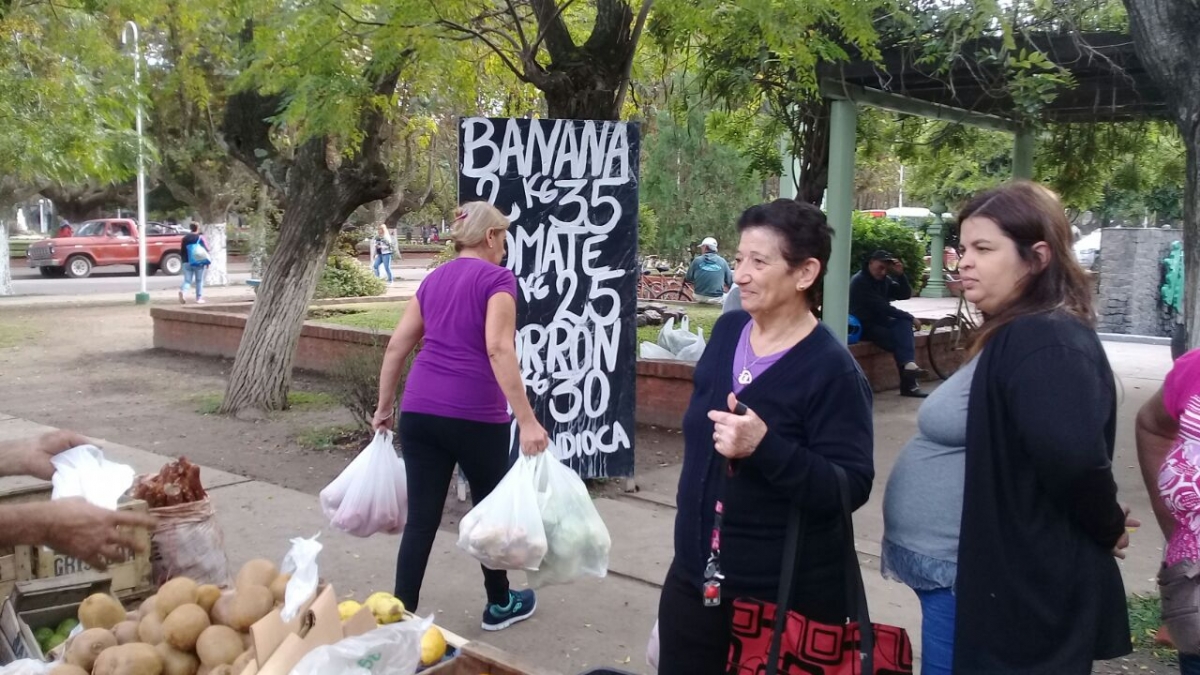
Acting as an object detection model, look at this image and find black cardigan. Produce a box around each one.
[955,312,1131,673]
[671,311,875,622]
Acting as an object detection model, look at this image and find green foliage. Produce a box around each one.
[1126,594,1177,664]
[314,255,387,299]
[850,213,927,291]
[0,6,140,185]
[638,203,660,256]
[641,103,762,260]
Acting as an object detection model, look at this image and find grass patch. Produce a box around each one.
[192,390,340,415]
[309,303,405,332]
[1128,593,1177,665]
[296,424,364,452]
[636,303,723,348]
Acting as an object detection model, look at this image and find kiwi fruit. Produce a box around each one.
[234,559,278,591]
[65,628,117,671]
[196,625,243,667]
[79,594,126,630]
[162,604,210,652]
[157,578,199,618]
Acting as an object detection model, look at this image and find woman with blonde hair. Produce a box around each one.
[373,200,549,631]
[880,181,1136,672]
[371,223,395,284]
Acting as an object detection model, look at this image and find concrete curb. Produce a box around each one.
[1098,332,1172,346]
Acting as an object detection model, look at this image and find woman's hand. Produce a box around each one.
[1113,503,1140,560]
[371,406,394,432]
[519,418,551,456]
[708,393,767,460]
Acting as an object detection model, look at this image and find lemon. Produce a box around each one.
[337,600,364,622]
[364,592,404,624]
[420,626,447,666]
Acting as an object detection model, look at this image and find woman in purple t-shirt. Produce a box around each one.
[372,201,549,632]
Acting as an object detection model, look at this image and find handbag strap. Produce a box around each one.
[765,465,875,675]
[765,496,805,675]
[832,464,875,674]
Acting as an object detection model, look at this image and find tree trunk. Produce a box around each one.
[219,139,384,416]
[1125,0,1200,349]
[544,66,625,120]
[795,100,832,206]
[1182,130,1200,350]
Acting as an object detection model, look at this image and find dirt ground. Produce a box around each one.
[0,304,687,499]
[0,304,1178,674]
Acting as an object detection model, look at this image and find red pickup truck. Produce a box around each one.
[26,218,186,279]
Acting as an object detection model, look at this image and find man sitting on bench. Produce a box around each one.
[850,250,927,398]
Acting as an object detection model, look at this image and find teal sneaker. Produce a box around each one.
[481,589,536,631]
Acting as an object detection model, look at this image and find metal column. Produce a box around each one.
[1013,128,1035,180]
[824,99,858,343]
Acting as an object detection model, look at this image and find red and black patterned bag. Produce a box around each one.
[726,466,914,675]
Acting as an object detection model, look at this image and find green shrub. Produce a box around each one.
[850,213,927,293]
[330,341,419,431]
[427,242,456,270]
[315,255,387,299]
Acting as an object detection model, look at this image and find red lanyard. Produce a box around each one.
[703,401,748,607]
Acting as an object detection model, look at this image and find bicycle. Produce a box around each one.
[654,279,694,302]
[926,273,981,380]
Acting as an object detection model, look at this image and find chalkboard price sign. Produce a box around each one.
[458,117,641,478]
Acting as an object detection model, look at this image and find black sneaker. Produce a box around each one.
[481,589,536,631]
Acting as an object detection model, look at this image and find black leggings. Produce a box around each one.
[395,412,511,611]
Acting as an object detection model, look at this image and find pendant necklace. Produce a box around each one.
[738,317,812,385]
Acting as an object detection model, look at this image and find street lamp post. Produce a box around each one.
[123,21,150,305]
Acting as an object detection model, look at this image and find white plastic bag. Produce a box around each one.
[320,431,407,537]
[51,445,135,509]
[280,533,322,622]
[0,660,52,675]
[457,456,547,571]
[674,326,706,362]
[657,316,703,356]
[289,614,432,675]
[525,453,611,587]
[647,620,660,670]
[639,342,676,360]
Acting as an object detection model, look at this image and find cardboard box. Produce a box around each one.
[0,573,113,664]
[236,584,378,675]
[0,482,154,604]
[421,642,563,675]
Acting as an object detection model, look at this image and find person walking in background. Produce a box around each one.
[849,250,927,397]
[1136,347,1200,674]
[881,181,1135,674]
[179,223,209,304]
[657,200,874,674]
[373,201,549,631]
[685,236,733,305]
[372,223,395,284]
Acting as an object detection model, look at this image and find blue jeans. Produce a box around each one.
[180,264,206,299]
[374,253,393,282]
[863,315,917,367]
[1181,653,1200,675]
[915,588,956,675]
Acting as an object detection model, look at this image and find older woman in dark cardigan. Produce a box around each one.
[656,199,875,674]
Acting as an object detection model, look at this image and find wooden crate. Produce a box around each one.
[0,482,154,604]
[422,642,563,675]
[0,572,113,664]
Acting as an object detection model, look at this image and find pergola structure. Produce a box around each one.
[798,31,1168,341]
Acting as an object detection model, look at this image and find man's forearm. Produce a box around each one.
[0,503,51,548]
[0,439,32,478]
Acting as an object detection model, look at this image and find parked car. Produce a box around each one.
[26,218,187,278]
